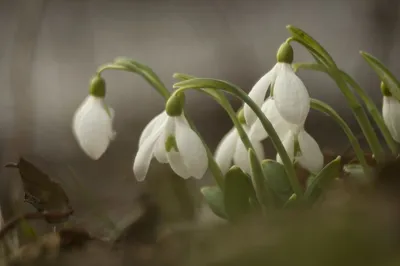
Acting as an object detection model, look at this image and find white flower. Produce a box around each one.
[249,97,294,141]
[133,111,208,181]
[72,95,116,160]
[276,127,324,174]
[215,125,265,175]
[382,96,400,143]
[244,63,310,126]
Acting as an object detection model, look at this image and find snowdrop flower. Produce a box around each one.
[215,125,265,175]
[133,93,208,181]
[244,42,310,126]
[72,75,116,160]
[276,126,324,174]
[249,97,294,141]
[381,82,400,143]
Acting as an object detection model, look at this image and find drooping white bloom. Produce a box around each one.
[215,125,265,175]
[133,111,208,181]
[72,95,116,160]
[249,97,294,141]
[276,127,324,174]
[244,62,310,126]
[382,96,400,143]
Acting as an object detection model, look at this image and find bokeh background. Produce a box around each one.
[0,0,399,234]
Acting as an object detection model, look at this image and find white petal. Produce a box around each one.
[297,129,324,174]
[276,130,295,164]
[274,64,310,125]
[244,65,278,125]
[234,136,265,174]
[249,98,293,141]
[72,96,115,160]
[215,128,238,175]
[138,112,167,146]
[167,150,191,179]
[174,116,208,179]
[233,140,251,174]
[382,96,400,143]
[153,136,168,163]
[133,117,168,181]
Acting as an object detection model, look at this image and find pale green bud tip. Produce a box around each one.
[380,81,392,97]
[166,92,185,116]
[165,135,178,152]
[276,42,294,64]
[237,108,246,124]
[89,75,106,98]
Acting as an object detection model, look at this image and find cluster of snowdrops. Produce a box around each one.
[71,25,400,220]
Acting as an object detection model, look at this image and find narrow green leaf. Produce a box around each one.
[261,159,293,206]
[360,51,400,101]
[286,25,336,67]
[305,156,342,202]
[223,166,255,221]
[248,148,272,209]
[201,186,227,219]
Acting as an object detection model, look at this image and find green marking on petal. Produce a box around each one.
[165,135,179,152]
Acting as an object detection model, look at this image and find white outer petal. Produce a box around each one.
[167,151,191,179]
[244,64,278,125]
[138,112,167,146]
[382,96,400,143]
[297,129,324,174]
[72,96,115,160]
[215,128,238,175]
[133,116,168,181]
[276,130,295,165]
[174,116,208,179]
[153,136,168,164]
[274,64,310,125]
[249,98,293,141]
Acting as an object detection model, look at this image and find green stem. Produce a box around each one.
[292,61,385,162]
[207,90,272,209]
[96,61,225,189]
[328,70,385,163]
[173,77,304,199]
[294,62,397,156]
[173,73,272,208]
[310,98,370,174]
[341,71,398,155]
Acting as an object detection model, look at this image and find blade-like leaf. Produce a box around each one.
[305,156,341,203]
[223,166,255,221]
[360,51,400,101]
[201,186,227,220]
[261,159,293,206]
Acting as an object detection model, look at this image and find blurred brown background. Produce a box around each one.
[0,0,399,233]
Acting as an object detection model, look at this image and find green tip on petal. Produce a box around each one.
[380,81,392,97]
[89,75,106,98]
[276,42,294,64]
[166,92,185,116]
[165,135,179,152]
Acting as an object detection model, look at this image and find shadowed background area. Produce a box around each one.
[0,0,399,233]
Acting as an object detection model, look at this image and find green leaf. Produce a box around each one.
[223,166,255,221]
[360,51,400,101]
[286,25,336,68]
[261,159,293,206]
[305,156,342,203]
[5,157,71,224]
[200,186,227,219]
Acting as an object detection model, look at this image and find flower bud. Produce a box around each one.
[381,81,392,97]
[166,92,185,116]
[237,107,246,124]
[89,75,106,98]
[276,42,294,64]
